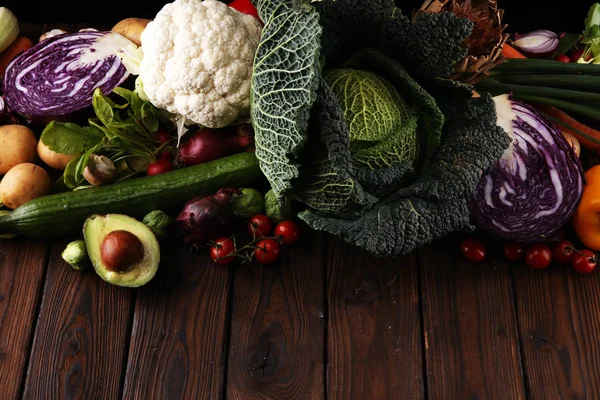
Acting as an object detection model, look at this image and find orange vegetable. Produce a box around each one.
[534,104,600,154]
[0,36,33,77]
[573,165,600,250]
[502,43,527,59]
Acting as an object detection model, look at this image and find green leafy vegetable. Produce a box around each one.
[251,0,322,199]
[40,122,104,155]
[251,0,509,257]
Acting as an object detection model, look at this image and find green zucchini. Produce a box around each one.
[0,152,262,238]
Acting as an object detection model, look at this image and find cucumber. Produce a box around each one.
[0,152,262,238]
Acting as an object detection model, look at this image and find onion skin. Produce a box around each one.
[176,188,242,247]
[176,125,254,167]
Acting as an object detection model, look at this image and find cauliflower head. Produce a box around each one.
[139,0,262,128]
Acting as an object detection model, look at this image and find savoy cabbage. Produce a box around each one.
[251,0,510,257]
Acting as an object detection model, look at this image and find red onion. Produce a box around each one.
[512,29,559,59]
[176,124,254,167]
[176,188,242,247]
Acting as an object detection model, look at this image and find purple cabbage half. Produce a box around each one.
[2,31,131,119]
[468,94,585,243]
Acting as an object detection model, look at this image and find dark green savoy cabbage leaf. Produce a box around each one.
[251,0,510,257]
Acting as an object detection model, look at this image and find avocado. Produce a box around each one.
[83,213,160,287]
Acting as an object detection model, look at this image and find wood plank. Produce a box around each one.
[326,237,423,400]
[122,242,232,400]
[420,240,526,400]
[0,238,49,399]
[226,230,325,399]
[22,238,134,400]
[513,265,600,399]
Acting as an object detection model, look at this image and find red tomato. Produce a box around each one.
[503,242,525,261]
[571,250,598,274]
[460,238,485,262]
[228,0,260,20]
[525,244,552,269]
[274,220,300,245]
[554,54,571,63]
[155,128,172,143]
[248,214,273,238]
[210,237,236,265]
[147,158,173,176]
[553,240,575,264]
[254,238,280,264]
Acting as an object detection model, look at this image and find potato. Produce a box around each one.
[111,18,152,46]
[0,124,38,175]
[37,140,77,170]
[0,163,51,209]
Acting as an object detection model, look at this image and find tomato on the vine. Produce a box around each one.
[571,250,598,274]
[525,244,552,269]
[147,158,173,176]
[460,238,485,262]
[553,240,575,264]
[274,220,300,245]
[210,237,236,265]
[254,238,280,264]
[248,214,273,238]
[504,242,525,261]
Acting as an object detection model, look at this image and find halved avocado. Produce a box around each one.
[83,213,160,287]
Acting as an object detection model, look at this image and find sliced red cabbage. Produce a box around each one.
[468,94,585,243]
[2,31,133,118]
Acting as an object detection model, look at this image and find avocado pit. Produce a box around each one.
[100,230,144,273]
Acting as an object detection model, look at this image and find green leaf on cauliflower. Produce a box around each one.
[251,0,322,199]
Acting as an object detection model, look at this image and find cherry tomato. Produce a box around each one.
[248,214,273,238]
[571,250,598,274]
[210,237,236,265]
[274,220,300,245]
[460,238,486,262]
[553,240,575,264]
[570,48,585,62]
[228,0,260,20]
[504,242,525,261]
[525,244,552,269]
[155,128,172,143]
[254,238,281,264]
[147,158,173,176]
[554,54,571,63]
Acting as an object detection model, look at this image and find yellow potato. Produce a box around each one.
[0,124,38,175]
[111,18,152,46]
[37,139,77,170]
[0,163,51,209]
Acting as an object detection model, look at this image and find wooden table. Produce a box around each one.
[1,230,600,400]
[2,21,600,400]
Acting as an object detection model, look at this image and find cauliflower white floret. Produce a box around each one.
[139,0,262,128]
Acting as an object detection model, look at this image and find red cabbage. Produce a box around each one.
[468,94,585,243]
[2,31,132,119]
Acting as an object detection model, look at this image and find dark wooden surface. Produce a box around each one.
[3,21,600,400]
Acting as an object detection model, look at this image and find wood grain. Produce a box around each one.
[226,229,325,400]
[419,240,526,400]
[122,242,232,400]
[326,237,423,400]
[513,265,600,399]
[22,239,134,400]
[0,238,49,399]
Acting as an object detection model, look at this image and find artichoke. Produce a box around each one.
[415,0,509,85]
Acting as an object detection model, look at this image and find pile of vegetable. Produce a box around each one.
[3,0,600,288]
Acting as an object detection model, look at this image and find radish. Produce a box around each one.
[176,124,254,167]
